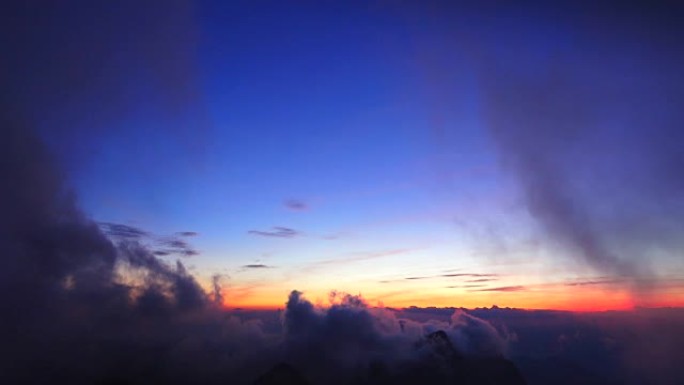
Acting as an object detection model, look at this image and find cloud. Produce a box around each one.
[442,273,499,278]
[470,2,684,294]
[156,236,199,257]
[565,278,623,287]
[243,264,273,269]
[471,286,527,292]
[249,227,300,238]
[177,231,198,237]
[280,291,519,384]
[314,249,414,266]
[392,273,500,282]
[98,223,200,257]
[284,199,308,211]
[3,2,682,384]
[99,222,148,239]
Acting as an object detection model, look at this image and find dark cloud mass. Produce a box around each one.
[0,3,525,381]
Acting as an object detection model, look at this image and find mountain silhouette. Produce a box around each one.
[253,330,526,385]
[254,363,312,385]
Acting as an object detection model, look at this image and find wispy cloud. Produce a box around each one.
[315,248,414,266]
[447,284,486,289]
[466,278,498,283]
[242,264,272,269]
[442,273,499,278]
[99,222,199,257]
[99,222,148,239]
[176,231,198,237]
[248,227,300,238]
[564,278,623,286]
[284,199,308,211]
[471,286,527,292]
[157,237,199,256]
[379,272,501,284]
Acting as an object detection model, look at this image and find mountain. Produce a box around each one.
[252,330,526,385]
[253,363,311,385]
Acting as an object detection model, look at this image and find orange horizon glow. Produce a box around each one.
[215,284,684,313]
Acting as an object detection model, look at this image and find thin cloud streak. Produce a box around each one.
[242,264,272,269]
[466,278,498,283]
[314,248,415,266]
[176,231,198,237]
[471,286,527,292]
[248,226,300,238]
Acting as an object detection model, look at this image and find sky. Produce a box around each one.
[8,0,684,311]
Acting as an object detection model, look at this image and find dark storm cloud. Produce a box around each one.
[249,227,300,238]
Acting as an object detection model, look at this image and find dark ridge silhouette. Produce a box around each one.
[254,363,312,385]
[253,330,526,385]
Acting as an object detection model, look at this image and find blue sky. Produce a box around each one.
[33,1,684,309]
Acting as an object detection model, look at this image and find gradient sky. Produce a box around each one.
[25,1,684,310]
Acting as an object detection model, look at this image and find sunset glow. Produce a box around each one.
[4,1,684,384]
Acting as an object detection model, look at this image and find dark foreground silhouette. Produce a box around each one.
[255,330,526,385]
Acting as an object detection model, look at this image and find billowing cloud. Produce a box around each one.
[0,120,524,383]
